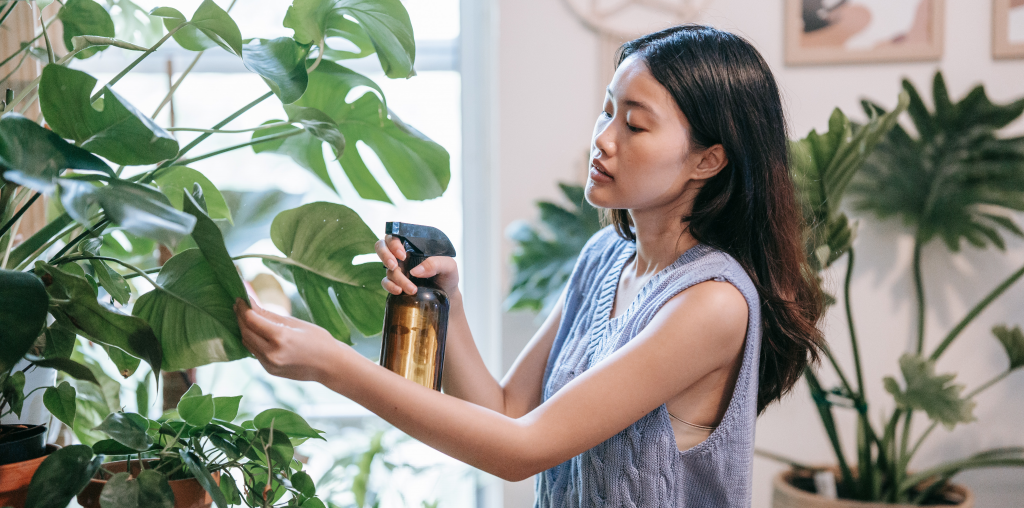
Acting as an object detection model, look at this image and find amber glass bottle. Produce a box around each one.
[379,222,456,390]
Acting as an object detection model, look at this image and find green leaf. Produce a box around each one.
[284,104,347,161]
[851,71,1024,253]
[31,357,100,385]
[179,449,228,508]
[291,470,316,497]
[219,472,242,504]
[209,433,241,459]
[24,444,102,508]
[264,202,387,343]
[219,189,303,253]
[883,353,976,429]
[213,395,242,421]
[39,65,179,165]
[100,470,175,508]
[151,0,242,56]
[43,322,78,359]
[43,381,77,427]
[132,249,249,371]
[0,113,112,180]
[136,371,151,417]
[107,0,165,47]
[506,183,602,314]
[182,191,248,304]
[35,263,163,379]
[242,38,311,104]
[255,427,295,465]
[0,269,48,371]
[57,178,197,248]
[993,324,1024,370]
[70,35,149,54]
[155,166,232,223]
[89,258,131,306]
[301,498,328,508]
[92,438,144,455]
[1,371,26,417]
[253,408,324,440]
[177,392,214,427]
[59,0,116,59]
[106,345,142,378]
[285,0,415,78]
[95,412,154,451]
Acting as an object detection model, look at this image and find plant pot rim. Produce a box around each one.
[773,467,974,507]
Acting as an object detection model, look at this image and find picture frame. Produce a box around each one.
[993,0,1024,58]
[785,0,945,65]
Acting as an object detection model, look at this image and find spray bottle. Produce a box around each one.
[379,222,456,390]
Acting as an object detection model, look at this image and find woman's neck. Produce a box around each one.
[628,206,698,278]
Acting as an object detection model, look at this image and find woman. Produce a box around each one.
[234,24,824,507]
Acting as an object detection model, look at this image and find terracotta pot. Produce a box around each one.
[772,468,974,508]
[0,444,61,508]
[77,459,220,508]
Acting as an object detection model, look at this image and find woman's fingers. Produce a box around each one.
[386,235,406,261]
[375,238,399,271]
[234,299,285,343]
[381,276,404,295]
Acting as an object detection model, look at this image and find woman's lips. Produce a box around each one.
[590,159,613,183]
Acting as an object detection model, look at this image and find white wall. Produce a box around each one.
[493,1,1024,507]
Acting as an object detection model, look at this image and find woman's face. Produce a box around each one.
[586,55,721,215]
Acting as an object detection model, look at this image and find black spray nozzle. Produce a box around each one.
[385,222,456,280]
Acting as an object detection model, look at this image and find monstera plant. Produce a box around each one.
[0,0,448,504]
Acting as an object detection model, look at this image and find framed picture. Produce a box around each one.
[994,0,1024,58]
[785,0,945,65]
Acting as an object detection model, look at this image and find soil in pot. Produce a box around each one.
[0,443,60,508]
[0,424,47,465]
[77,459,220,508]
[774,468,974,508]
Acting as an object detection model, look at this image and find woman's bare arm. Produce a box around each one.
[234,279,748,482]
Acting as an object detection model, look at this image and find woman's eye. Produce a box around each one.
[627,123,642,133]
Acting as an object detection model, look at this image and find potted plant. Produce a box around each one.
[766,72,1024,506]
[22,387,327,508]
[1,0,449,505]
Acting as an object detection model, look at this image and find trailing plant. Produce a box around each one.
[0,0,447,424]
[24,388,330,508]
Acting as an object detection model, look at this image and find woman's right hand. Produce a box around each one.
[375,235,461,297]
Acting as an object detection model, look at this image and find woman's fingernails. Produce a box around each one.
[386,259,397,271]
[410,266,423,276]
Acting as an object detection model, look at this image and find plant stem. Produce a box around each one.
[48,219,110,263]
[54,255,157,286]
[307,37,325,73]
[39,12,54,65]
[152,50,203,119]
[0,31,42,70]
[844,248,866,396]
[805,368,857,491]
[930,262,1024,360]
[0,0,18,29]
[173,129,301,166]
[0,49,32,89]
[123,266,163,279]
[0,191,40,239]
[12,214,80,271]
[138,91,274,184]
[166,121,291,134]
[89,23,186,103]
[912,237,926,354]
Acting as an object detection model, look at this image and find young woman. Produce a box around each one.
[234,24,824,507]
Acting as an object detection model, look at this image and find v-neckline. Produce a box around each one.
[600,240,709,325]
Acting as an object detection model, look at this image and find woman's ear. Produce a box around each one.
[693,144,729,180]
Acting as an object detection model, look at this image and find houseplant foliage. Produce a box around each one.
[776,72,1024,504]
[25,387,330,508]
[0,0,447,382]
[0,0,449,503]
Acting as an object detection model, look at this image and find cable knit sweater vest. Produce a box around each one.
[535,226,762,508]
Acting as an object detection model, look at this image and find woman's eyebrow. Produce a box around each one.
[606,88,656,115]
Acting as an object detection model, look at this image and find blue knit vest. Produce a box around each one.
[535,226,762,508]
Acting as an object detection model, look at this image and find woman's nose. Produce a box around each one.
[594,127,614,157]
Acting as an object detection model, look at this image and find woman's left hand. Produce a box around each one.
[233,298,343,382]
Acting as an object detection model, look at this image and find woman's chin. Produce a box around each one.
[584,182,617,209]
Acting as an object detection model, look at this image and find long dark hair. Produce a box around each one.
[611,25,825,414]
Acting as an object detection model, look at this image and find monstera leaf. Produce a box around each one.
[883,353,976,429]
[242,38,312,104]
[506,183,601,315]
[253,60,448,203]
[261,202,387,345]
[284,0,415,78]
[150,0,243,56]
[38,65,179,165]
[789,92,908,272]
[851,71,1024,252]
[0,113,112,179]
